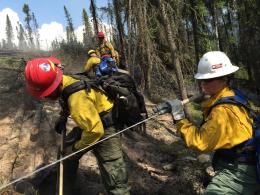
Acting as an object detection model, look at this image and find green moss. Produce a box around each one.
[187,102,203,123]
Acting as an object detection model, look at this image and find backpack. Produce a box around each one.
[95,57,118,77]
[60,72,148,132]
[211,88,260,180]
[98,41,113,57]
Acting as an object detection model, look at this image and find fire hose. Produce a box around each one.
[0,94,203,191]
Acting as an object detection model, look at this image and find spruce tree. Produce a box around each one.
[90,0,99,34]
[16,22,28,50]
[5,14,14,49]
[23,4,34,49]
[64,6,76,43]
[82,8,93,47]
[32,12,40,49]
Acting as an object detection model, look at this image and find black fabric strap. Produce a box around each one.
[61,81,89,101]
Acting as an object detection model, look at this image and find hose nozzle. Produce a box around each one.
[153,94,204,115]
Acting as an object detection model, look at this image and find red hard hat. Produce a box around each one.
[25,58,63,98]
[98,32,105,38]
[47,56,61,65]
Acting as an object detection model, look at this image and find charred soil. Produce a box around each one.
[0,66,211,195]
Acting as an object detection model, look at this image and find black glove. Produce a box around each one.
[64,127,83,147]
[54,114,67,134]
[153,102,172,114]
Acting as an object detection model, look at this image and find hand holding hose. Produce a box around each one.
[153,100,185,120]
[153,94,204,120]
[165,99,185,120]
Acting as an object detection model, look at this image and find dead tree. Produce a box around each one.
[90,0,99,35]
[134,0,153,96]
[158,0,189,114]
[113,0,128,69]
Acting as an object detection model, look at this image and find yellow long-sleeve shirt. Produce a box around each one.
[177,87,253,152]
[61,75,113,150]
[84,56,101,73]
[96,41,116,59]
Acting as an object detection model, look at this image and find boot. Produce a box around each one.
[15,179,38,195]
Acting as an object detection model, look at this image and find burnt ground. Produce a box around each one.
[0,66,212,195]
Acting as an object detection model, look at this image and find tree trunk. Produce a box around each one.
[225,2,239,63]
[158,0,188,104]
[127,0,134,74]
[189,0,200,64]
[141,2,152,96]
[210,2,222,50]
[134,0,152,96]
[90,0,99,35]
[113,0,128,69]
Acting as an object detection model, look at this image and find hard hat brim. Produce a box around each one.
[88,51,96,55]
[27,68,63,98]
[194,65,239,80]
[46,56,61,65]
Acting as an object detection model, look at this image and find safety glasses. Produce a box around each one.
[200,77,222,83]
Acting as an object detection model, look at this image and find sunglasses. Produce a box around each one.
[200,78,221,83]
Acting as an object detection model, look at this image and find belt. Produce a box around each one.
[214,151,257,165]
[236,156,257,164]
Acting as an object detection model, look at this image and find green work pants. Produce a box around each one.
[63,126,130,195]
[204,159,260,195]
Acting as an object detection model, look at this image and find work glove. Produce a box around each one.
[64,127,83,147]
[61,144,77,160]
[54,114,68,134]
[166,99,185,121]
[15,179,38,195]
[153,102,172,115]
[63,144,76,155]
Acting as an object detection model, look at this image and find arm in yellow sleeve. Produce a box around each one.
[176,106,244,152]
[106,41,116,58]
[84,59,92,73]
[95,48,101,58]
[84,57,101,73]
[68,90,104,150]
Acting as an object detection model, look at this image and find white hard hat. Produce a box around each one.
[194,51,239,80]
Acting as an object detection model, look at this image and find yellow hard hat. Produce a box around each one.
[88,50,96,55]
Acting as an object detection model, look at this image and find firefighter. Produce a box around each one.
[83,49,101,75]
[24,57,131,195]
[159,51,260,194]
[96,32,118,63]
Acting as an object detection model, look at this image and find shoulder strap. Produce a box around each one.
[211,88,260,124]
[212,88,250,110]
[61,75,107,102]
[61,80,90,101]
